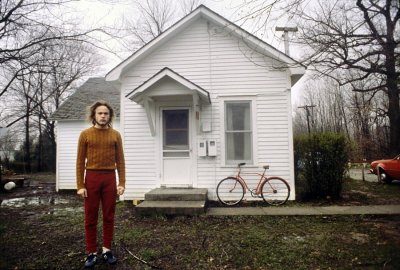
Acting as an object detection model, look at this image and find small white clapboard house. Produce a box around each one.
[51,5,305,201]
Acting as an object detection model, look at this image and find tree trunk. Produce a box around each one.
[24,111,31,173]
[37,112,42,172]
[385,18,400,156]
[387,78,400,156]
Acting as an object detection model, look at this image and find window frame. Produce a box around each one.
[219,96,257,166]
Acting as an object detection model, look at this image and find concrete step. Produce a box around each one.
[144,188,208,201]
[136,200,206,216]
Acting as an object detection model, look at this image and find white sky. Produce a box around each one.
[70,0,306,103]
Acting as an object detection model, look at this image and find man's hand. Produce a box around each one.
[77,188,87,198]
[117,186,125,196]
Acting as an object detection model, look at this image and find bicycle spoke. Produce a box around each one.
[216,177,244,206]
[261,178,290,206]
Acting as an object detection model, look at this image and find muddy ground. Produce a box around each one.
[1,172,400,269]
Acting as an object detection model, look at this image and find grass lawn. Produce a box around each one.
[0,176,400,269]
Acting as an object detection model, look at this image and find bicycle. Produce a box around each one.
[216,163,291,206]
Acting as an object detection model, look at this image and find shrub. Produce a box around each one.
[294,132,351,201]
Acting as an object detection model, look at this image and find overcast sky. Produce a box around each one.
[69,0,305,102]
[72,1,300,62]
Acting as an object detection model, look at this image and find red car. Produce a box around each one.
[370,154,400,183]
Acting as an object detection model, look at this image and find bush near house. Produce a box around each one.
[294,132,351,201]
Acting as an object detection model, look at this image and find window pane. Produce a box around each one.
[226,132,252,161]
[164,110,188,129]
[226,102,251,131]
[165,131,188,149]
[163,110,189,150]
[225,101,253,163]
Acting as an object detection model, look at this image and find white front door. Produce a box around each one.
[161,108,192,186]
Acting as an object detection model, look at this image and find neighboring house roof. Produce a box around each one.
[50,77,120,120]
[106,4,306,82]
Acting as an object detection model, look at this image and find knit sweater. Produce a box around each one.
[76,126,126,190]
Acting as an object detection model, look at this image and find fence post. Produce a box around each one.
[362,158,367,182]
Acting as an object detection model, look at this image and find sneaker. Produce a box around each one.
[84,253,97,268]
[102,251,117,265]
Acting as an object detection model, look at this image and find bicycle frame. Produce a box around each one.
[216,163,291,206]
[232,165,268,197]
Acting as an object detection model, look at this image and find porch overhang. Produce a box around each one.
[126,67,211,105]
[125,67,211,136]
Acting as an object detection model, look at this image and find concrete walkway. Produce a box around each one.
[206,205,400,216]
[205,170,400,216]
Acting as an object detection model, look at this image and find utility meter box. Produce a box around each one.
[198,140,207,157]
[207,140,217,156]
[201,121,212,132]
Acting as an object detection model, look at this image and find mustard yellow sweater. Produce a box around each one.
[76,127,126,190]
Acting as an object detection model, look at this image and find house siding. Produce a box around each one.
[120,18,295,201]
[56,120,121,190]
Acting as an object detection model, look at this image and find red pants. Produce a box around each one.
[84,171,117,253]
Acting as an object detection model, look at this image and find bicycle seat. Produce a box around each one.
[238,163,246,167]
[263,165,270,170]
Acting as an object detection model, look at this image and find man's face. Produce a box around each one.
[94,105,110,127]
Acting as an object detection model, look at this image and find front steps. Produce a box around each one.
[136,188,208,216]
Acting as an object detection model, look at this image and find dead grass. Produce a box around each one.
[0,174,400,269]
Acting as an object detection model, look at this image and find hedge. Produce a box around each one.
[294,132,351,200]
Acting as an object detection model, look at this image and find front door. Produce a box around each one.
[161,108,192,186]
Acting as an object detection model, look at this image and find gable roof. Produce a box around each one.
[126,67,211,104]
[106,5,306,82]
[50,77,120,120]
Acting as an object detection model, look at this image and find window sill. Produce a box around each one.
[220,164,258,168]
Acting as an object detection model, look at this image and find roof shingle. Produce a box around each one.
[50,77,120,120]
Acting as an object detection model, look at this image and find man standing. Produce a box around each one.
[76,101,125,268]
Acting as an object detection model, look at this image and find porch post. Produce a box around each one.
[143,97,156,136]
[192,93,201,134]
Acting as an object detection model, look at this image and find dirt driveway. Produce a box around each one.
[349,168,378,182]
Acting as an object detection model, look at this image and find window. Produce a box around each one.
[225,101,252,164]
[163,109,189,157]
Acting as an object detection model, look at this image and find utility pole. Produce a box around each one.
[275,26,298,56]
[298,105,316,134]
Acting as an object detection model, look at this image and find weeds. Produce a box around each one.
[1,178,400,269]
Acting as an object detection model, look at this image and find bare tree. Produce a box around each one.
[347,82,390,159]
[121,0,206,50]
[122,0,175,48]
[180,0,205,14]
[296,76,350,136]
[0,129,17,170]
[237,0,399,155]
[0,0,104,99]
[232,0,304,37]
[8,68,38,172]
[294,0,399,155]
[295,74,391,160]
[2,38,96,172]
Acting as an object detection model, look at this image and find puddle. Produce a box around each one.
[46,207,84,215]
[0,197,72,208]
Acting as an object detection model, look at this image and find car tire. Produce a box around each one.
[377,168,392,184]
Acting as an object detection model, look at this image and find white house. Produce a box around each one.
[51,5,305,201]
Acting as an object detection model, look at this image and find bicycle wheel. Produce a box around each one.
[216,177,244,206]
[261,177,290,206]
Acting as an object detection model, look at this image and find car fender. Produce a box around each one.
[376,163,388,172]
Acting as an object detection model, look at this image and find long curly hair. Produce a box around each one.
[88,100,114,127]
